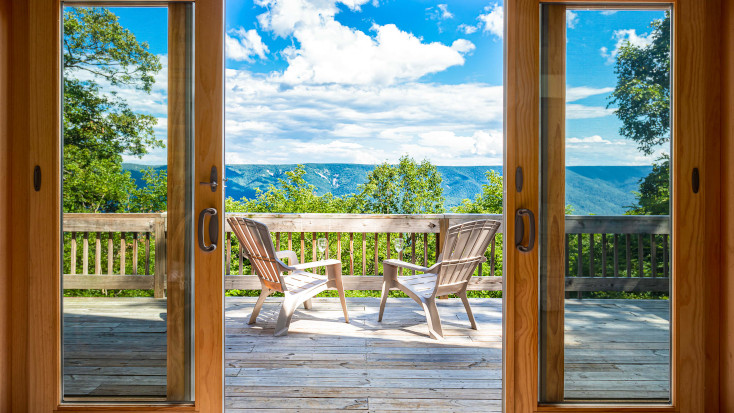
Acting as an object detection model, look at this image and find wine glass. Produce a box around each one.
[317,237,327,260]
[393,237,405,255]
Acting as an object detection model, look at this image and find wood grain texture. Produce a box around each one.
[539,4,565,402]
[12,0,63,411]
[167,3,190,400]
[673,0,722,411]
[193,0,224,410]
[505,0,540,410]
[0,0,11,409]
[25,0,61,412]
[720,0,734,409]
[9,1,32,410]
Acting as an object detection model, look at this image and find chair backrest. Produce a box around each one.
[436,219,501,291]
[227,217,285,290]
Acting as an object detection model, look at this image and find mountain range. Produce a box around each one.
[124,163,652,216]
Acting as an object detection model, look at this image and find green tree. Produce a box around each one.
[608,14,671,215]
[452,170,503,214]
[353,156,444,214]
[63,8,163,213]
[129,168,168,213]
[626,155,670,216]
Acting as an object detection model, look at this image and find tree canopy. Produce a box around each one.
[352,156,445,214]
[63,8,165,213]
[609,14,671,215]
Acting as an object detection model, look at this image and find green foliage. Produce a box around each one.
[129,168,168,213]
[452,170,503,214]
[608,14,670,156]
[63,8,164,214]
[352,156,445,214]
[626,156,670,215]
[609,13,671,216]
[64,8,161,92]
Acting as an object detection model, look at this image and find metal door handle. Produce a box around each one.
[198,208,218,252]
[515,208,535,253]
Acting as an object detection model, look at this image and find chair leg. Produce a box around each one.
[422,298,444,340]
[274,295,299,337]
[248,288,272,325]
[459,290,478,330]
[378,280,390,322]
[303,298,313,310]
[378,264,396,322]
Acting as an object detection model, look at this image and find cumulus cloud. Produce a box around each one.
[600,28,655,64]
[458,24,478,34]
[478,3,503,39]
[224,68,504,165]
[255,0,473,85]
[451,39,476,54]
[226,27,269,62]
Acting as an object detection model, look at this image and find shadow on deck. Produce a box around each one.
[63,296,670,410]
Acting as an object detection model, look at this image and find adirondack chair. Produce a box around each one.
[228,217,349,336]
[378,219,501,339]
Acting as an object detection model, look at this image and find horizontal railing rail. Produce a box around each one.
[62,213,670,295]
[564,216,670,293]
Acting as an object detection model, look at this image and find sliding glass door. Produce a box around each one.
[538,5,672,402]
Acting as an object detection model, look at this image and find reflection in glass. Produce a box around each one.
[61,4,194,401]
[540,6,671,402]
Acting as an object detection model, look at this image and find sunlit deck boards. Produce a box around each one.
[63,296,670,408]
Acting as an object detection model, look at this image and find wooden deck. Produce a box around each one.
[63,296,670,409]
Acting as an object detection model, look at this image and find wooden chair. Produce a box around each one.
[378,219,501,339]
[228,217,349,336]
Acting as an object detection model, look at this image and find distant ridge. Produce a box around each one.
[124,163,652,215]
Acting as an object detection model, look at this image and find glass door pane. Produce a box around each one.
[539,5,671,402]
[61,4,194,401]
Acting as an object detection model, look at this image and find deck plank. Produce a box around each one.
[62,296,671,408]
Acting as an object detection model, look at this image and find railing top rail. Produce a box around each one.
[61,213,670,235]
[63,213,166,233]
[225,213,503,233]
[565,215,670,234]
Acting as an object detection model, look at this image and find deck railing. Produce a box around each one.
[62,213,670,296]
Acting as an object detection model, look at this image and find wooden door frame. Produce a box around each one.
[504,0,723,411]
[6,0,224,411]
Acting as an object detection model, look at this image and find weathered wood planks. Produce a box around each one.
[62,296,670,408]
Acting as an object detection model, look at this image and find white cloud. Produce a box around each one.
[567,135,624,145]
[600,10,618,16]
[566,86,614,102]
[600,29,655,64]
[567,104,615,119]
[451,39,476,54]
[566,11,579,29]
[427,4,453,20]
[478,3,503,39]
[224,67,504,165]
[226,27,269,62]
[256,0,473,86]
[458,24,478,34]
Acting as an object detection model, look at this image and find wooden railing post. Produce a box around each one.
[154,216,167,298]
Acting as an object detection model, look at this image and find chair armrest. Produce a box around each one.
[383,259,440,273]
[290,259,341,270]
[276,250,299,266]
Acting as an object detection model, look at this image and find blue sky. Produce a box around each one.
[66,2,670,167]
